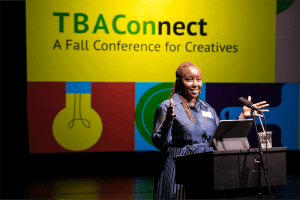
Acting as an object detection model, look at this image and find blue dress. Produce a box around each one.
[152,93,220,200]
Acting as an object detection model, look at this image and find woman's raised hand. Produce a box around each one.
[240,96,270,119]
[166,98,176,122]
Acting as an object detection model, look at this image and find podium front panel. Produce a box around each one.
[174,147,287,190]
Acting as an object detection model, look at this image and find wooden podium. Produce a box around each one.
[174,147,287,199]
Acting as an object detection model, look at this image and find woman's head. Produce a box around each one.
[170,62,202,101]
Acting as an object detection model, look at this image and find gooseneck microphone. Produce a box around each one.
[238,97,262,113]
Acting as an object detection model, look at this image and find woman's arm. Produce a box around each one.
[152,101,173,150]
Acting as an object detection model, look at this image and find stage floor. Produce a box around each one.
[24,175,299,199]
[24,175,154,199]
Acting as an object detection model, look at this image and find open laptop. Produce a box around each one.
[209,119,253,151]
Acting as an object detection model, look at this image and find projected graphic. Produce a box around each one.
[206,83,299,150]
[219,84,298,148]
[26,0,276,83]
[26,0,299,153]
[53,82,102,151]
[28,82,135,153]
[134,82,206,151]
[135,83,173,149]
[28,82,299,153]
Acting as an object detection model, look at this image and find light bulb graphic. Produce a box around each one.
[53,82,102,151]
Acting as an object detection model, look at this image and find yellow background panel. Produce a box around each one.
[26,0,276,82]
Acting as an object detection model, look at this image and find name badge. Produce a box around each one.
[202,110,213,119]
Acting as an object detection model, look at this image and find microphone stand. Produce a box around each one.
[250,110,272,199]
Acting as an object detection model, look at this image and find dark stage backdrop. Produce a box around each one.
[1,1,300,199]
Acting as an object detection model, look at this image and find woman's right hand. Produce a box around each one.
[166,98,176,123]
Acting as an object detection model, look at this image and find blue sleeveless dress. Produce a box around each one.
[152,93,220,200]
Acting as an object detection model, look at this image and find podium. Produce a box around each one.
[174,147,287,199]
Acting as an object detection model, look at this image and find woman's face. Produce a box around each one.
[179,65,202,100]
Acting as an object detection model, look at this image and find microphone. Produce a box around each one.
[238,97,262,113]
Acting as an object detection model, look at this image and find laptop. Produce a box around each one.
[209,119,254,151]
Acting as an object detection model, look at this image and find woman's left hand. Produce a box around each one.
[239,96,269,119]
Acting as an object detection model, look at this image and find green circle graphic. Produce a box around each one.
[277,1,295,14]
[135,83,174,145]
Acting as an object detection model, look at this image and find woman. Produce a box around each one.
[152,62,269,200]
